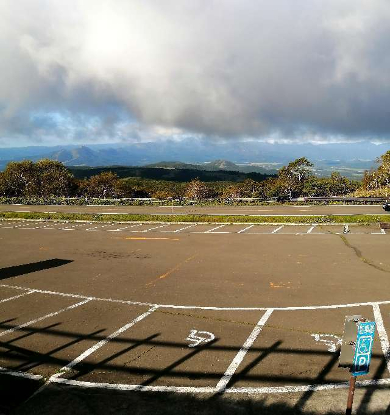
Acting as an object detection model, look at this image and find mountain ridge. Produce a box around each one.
[1,141,389,177]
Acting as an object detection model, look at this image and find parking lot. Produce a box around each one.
[1,220,390,413]
[0,220,387,235]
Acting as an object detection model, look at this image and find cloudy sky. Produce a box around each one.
[1,0,390,147]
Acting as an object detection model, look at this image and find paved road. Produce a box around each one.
[0,203,387,216]
[1,223,390,414]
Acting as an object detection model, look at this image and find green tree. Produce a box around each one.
[81,172,122,198]
[327,172,358,195]
[375,151,390,187]
[36,159,74,197]
[185,178,209,202]
[0,160,38,197]
[361,151,390,195]
[221,184,243,201]
[277,157,314,198]
[303,177,330,197]
[238,179,260,198]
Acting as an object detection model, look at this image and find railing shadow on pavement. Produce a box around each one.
[0,322,388,415]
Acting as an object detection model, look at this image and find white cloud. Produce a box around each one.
[1,0,390,145]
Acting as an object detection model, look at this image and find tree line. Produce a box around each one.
[0,152,389,201]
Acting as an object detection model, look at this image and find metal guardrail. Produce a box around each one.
[292,197,387,203]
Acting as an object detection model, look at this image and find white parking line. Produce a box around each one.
[226,378,390,394]
[48,377,390,395]
[160,224,198,233]
[172,224,198,233]
[107,227,130,232]
[2,220,389,237]
[372,304,390,374]
[216,309,274,391]
[51,378,216,393]
[49,305,158,381]
[204,224,227,233]
[237,225,254,234]
[0,290,35,304]
[3,283,390,312]
[0,299,91,338]
[139,224,170,233]
[0,366,43,381]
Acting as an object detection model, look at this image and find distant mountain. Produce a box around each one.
[144,160,241,171]
[50,146,97,165]
[204,159,239,171]
[1,140,389,177]
[144,161,201,170]
[144,159,274,174]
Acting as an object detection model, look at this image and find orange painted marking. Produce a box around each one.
[146,254,198,287]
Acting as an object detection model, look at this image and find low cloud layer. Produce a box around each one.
[1,0,390,146]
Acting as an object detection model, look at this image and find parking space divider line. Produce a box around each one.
[51,305,159,379]
[272,225,284,234]
[216,308,274,392]
[237,225,254,234]
[140,224,169,233]
[372,304,390,374]
[27,305,159,402]
[0,299,92,338]
[174,224,197,232]
[160,224,198,233]
[205,224,227,233]
[0,290,35,304]
[0,366,43,381]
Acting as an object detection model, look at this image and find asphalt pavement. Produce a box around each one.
[0,222,390,414]
[0,203,387,216]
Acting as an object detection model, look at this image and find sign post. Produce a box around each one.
[339,317,376,415]
[346,375,356,415]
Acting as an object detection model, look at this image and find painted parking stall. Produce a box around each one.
[0,220,388,235]
[57,309,268,388]
[1,284,390,396]
[0,299,150,378]
[1,219,390,414]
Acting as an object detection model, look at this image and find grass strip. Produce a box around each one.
[1,211,389,224]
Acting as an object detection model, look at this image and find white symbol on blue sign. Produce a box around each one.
[352,321,376,376]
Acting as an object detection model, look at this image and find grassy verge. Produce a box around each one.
[1,211,389,224]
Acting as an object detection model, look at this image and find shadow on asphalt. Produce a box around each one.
[0,259,73,280]
[1,379,389,415]
[0,322,386,385]
[0,321,389,414]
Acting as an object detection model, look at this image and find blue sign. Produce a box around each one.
[351,321,376,376]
